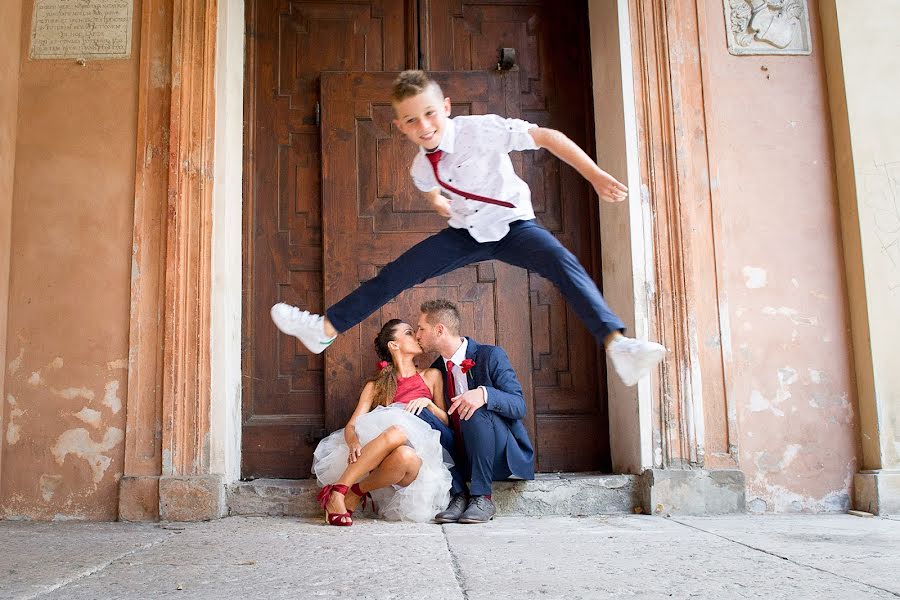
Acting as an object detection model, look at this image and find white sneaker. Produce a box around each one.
[607,337,667,387]
[270,303,336,355]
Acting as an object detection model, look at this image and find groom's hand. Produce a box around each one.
[449,388,486,420]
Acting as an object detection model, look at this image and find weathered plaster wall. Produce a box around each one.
[824,0,900,471]
[1,1,142,520]
[0,0,25,494]
[703,0,857,512]
[820,0,900,515]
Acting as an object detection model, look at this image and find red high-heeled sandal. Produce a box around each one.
[349,483,376,514]
[316,484,353,526]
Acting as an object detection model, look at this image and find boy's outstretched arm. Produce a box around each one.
[528,127,628,203]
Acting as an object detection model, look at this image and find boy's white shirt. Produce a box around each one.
[410,115,539,243]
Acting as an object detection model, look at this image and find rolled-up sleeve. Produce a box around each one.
[477,114,539,153]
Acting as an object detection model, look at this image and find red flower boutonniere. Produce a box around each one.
[460,359,475,374]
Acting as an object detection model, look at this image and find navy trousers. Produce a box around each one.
[417,406,511,496]
[326,220,626,344]
[415,409,466,495]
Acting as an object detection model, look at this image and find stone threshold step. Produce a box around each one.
[228,473,641,518]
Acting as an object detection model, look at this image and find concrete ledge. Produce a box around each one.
[641,469,745,515]
[492,474,640,516]
[118,476,160,522]
[227,478,321,517]
[228,474,642,518]
[159,475,226,522]
[854,470,900,515]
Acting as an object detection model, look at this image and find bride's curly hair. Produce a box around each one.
[371,319,403,408]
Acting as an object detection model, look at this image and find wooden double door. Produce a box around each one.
[243,0,611,479]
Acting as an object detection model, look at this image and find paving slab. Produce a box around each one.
[35,517,461,600]
[673,515,900,596]
[2,515,899,599]
[0,522,172,600]
[442,516,899,600]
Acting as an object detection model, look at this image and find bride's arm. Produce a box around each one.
[344,382,375,448]
[422,369,450,426]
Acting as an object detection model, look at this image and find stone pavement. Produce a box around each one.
[1,515,898,599]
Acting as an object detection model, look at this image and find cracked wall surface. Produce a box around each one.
[702,0,858,512]
[0,0,142,520]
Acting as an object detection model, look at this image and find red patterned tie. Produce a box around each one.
[426,150,516,208]
[445,360,465,458]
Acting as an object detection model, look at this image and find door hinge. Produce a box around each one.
[315,101,321,128]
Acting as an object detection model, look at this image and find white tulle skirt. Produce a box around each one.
[311,405,453,523]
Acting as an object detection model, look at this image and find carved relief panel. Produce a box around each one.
[724,0,811,55]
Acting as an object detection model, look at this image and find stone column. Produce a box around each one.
[628,0,744,514]
[120,0,222,522]
[821,0,900,515]
[0,0,24,493]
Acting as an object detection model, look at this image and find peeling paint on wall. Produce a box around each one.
[761,306,819,326]
[58,387,95,401]
[746,461,855,513]
[106,358,127,370]
[39,474,63,501]
[742,266,768,288]
[74,407,102,427]
[7,348,24,375]
[102,380,122,414]
[51,427,124,483]
[6,395,24,445]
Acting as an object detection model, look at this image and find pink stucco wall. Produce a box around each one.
[1,0,141,520]
[703,0,858,511]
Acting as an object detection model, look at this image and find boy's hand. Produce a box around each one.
[429,194,451,217]
[591,170,628,203]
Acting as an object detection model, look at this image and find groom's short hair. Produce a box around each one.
[420,299,461,335]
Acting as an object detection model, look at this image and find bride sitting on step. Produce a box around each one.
[311,319,454,525]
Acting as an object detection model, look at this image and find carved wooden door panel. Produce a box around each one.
[320,71,535,440]
[423,0,608,471]
[242,0,411,478]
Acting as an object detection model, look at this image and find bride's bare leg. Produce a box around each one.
[325,425,408,515]
[357,446,422,493]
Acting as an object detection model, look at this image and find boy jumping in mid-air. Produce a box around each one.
[272,70,666,386]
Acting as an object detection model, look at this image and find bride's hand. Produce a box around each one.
[404,397,432,416]
[347,441,362,464]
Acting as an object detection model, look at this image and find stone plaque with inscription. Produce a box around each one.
[30,0,133,60]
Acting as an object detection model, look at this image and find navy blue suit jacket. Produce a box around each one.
[430,337,535,480]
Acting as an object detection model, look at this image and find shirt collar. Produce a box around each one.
[445,337,468,368]
[421,117,456,156]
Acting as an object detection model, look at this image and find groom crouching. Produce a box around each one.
[415,299,535,524]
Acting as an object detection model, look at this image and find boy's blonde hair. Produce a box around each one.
[391,70,444,104]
